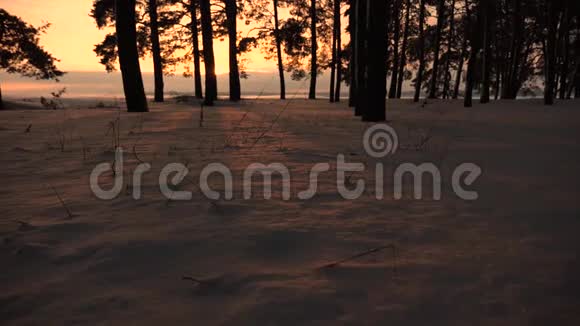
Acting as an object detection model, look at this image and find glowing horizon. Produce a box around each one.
[1,0,294,75]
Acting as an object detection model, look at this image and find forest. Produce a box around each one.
[1,1,580,325]
[89,0,580,118]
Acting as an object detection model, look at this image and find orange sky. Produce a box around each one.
[2,0,285,74]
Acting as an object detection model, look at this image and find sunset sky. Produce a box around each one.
[2,0,281,74]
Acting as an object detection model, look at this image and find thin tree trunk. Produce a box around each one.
[453,36,467,99]
[354,0,367,116]
[558,2,570,100]
[413,0,427,102]
[453,1,471,100]
[465,0,481,108]
[225,0,240,101]
[116,0,148,112]
[396,0,411,99]
[503,0,522,99]
[493,26,501,100]
[442,0,456,99]
[273,0,286,100]
[544,1,557,105]
[200,0,217,105]
[149,0,164,102]
[348,0,357,107]
[575,69,580,98]
[334,1,342,103]
[190,0,203,99]
[330,0,338,102]
[480,0,492,104]
[309,0,317,99]
[362,0,388,121]
[428,0,445,99]
[388,0,402,99]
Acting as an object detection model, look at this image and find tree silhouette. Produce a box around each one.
[200,0,218,105]
[91,0,168,102]
[115,0,149,112]
[0,9,64,110]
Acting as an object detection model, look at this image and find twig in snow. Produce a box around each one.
[14,220,34,231]
[182,276,206,285]
[318,244,398,272]
[47,183,74,218]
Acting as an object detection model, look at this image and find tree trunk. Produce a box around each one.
[442,0,456,99]
[388,0,402,99]
[480,0,492,104]
[116,0,148,112]
[200,0,217,105]
[362,0,388,122]
[428,0,445,99]
[225,0,240,101]
[503,0,522,99]
[348,0,357,107]
[558,3,570,100]
[149,0,164,102]
[334,0,342,103]
[413,0,427,102]
[544,1,557,105]
[575,69,580,98]
[453,39,466,99]
[329,0,338,102]
[465,0,481,108]
[308,0,317,99]
[396,0,411,99]
[190,0,203,99]
[354,0,367,116]
[273,0,286,100]
[453,1,471,100]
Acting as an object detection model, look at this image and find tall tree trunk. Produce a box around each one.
[388,0,402,99]
[348,0,357,107]
[200,0,217,105]
[413,0,427,102]
[273,0,286,100]
[453,1,471,100]
[544,1,557,105]
[558,2,570,100]
[354,0,367,116]
[330,0,338,102]
[396,0,411,99]
[334,0,342,103]
[149,0,164,102]
[503,0,522,99]
[428,0,445,99]
[465,0,481,108]
[309,0,317,99]
[453,36,467,99]
[362,0,388,122]
[190,0,203,99]
[225,0,240,101]
[493,26,501,100]
[575,69,580,98]
[442,0,456,99]
[116,0,148,112]
[480,0,492,104]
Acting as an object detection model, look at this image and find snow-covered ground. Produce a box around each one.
[1,98,579,325]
